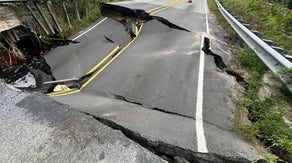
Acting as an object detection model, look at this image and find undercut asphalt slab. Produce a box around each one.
[0,81,166,162]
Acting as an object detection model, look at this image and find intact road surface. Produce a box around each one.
[45,0,259,162]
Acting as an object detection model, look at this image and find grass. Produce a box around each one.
[208,0,292,162]
[5,0,120,38]
[219,0,292,55]
[49,0,120,38]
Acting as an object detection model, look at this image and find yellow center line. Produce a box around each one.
[48,89,74,96]
[146,5,165,13]
[47,46,120,96]
[49,24,144,97]
[50,89,80,97]
[80,24,144,90]
[86,45,120,75]
[150,0,183,15]
[49,0,183,97]
[146,0,181,13]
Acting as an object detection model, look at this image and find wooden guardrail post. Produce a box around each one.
[73,0,80,20]
[24,2,49,35]
[84,0,89,17]
[45,1,62,32]
[94,0,97,8]
[60,0,72,28]
[34,2,55,34]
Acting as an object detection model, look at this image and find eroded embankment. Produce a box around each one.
[0,24,78,91]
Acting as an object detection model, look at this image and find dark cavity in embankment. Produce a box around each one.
[0,24,78,92]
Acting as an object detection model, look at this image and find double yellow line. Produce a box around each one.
[47,46,120,97]
[48,0,183,97]
[147,0,183,15]
[49,24,144,97]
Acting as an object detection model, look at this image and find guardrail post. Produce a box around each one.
[94,0,97,8]
[84,0,89,17]
[45,1,62,32]
[272,46,288,55]
[285,55,292,62]
[263,39,278,47]
[34,2,55,34]
[60,0,72,28]
[73,0,80,20]
[24,2,49,35]
[242,23,251,30]
[251,30,262,38]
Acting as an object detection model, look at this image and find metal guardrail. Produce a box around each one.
[214,0,292,93]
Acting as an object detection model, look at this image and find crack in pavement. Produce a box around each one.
[202,37,247,87]
[203,119,233,133]
[46,3,191,94]
[112,94,195,120]
[79,111,251,163]
[112,94,231,132]
[113,94,234,134]
[100,3,191,32]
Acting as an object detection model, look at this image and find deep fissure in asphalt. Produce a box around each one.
[101,3,190,32]
[202,37,247,86]
[82,112,251,163]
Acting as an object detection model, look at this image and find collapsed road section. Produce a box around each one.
[45,3,191,96]
[1,1,261,162]
[50,2,260,163]
[0,2,191,94]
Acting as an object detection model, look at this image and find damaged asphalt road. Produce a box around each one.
[2,0,261,162]
[0,81,166,162]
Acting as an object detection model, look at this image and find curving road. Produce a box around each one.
[45,0,259,162]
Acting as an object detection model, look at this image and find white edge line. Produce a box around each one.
[205,0,212,49]
[194,0,209,153]
[196,36,208,153]
[205,1,209,34]
[72,17,108,41]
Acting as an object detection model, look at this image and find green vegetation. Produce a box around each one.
[208,0,292,162]
[264,0,292,9]
[50,0,119,37]
[219,0,292,55]
[5,0,119,38]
